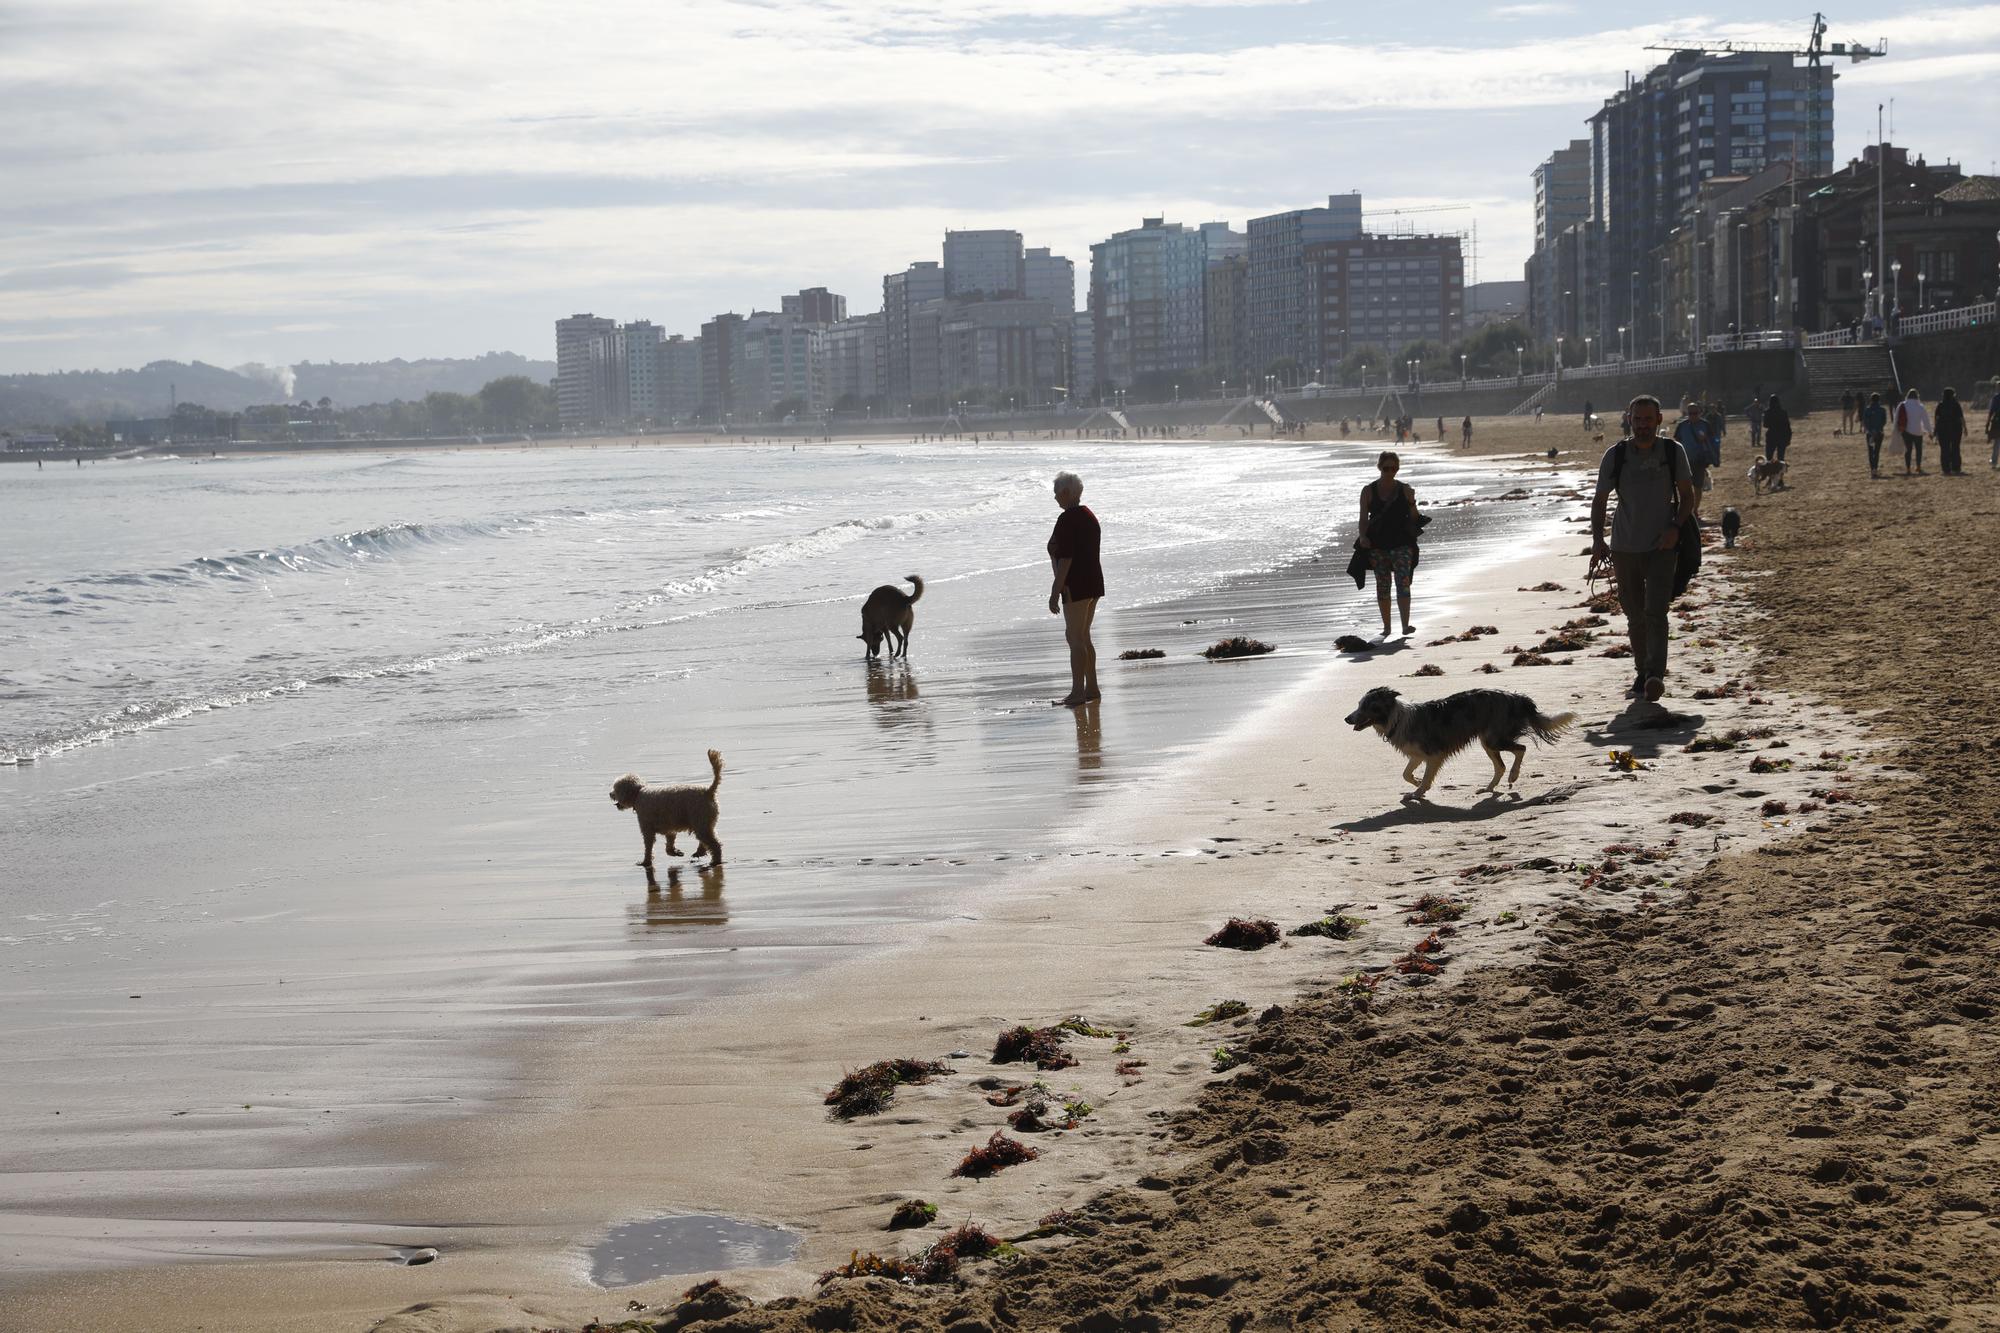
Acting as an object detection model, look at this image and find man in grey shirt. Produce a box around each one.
[1591,394,1698,702]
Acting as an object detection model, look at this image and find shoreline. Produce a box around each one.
[2,434,1883,1332]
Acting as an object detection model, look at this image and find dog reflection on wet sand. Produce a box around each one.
[636,864,727,928]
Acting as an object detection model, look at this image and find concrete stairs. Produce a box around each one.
[1508,381,1556,416]
[1801,344,1899,413]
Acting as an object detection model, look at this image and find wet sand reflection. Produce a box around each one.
[632,864,728,930]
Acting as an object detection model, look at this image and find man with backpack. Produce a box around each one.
[1895,388,1932,475]
[1592,394,1698,703]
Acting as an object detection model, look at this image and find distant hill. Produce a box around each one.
[0,352,556,427]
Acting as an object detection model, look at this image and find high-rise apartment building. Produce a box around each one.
[699,313,744,422]
[1587,49,1834,351]
[1204,254,1248,380]
[555,313,617,426]
[781,288,848,325]
[943,229,1025,298]
[822,313,886,408]
[660,334,702,422]
[1246,193,1363,372]
[1527,141,1591,343]
[735,312,820,420]
[1306,234,1465,371]
[1089,217,1209,394]
[1023,248,1076,315]
[940,299,1061,402]
[882,261,947,399]
[1068,311,1095,403]
[621,320,664,420]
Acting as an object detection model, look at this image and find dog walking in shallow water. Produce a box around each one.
[859,575,923,659]
[1345,687,1576,801]
[609,750,724,868]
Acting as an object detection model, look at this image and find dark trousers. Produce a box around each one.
[1938,431,1962,474]
[1903,431,1924,470]
[1612,548,1677,683]
[1764,437,1788,462]
[1866,431,1883,472]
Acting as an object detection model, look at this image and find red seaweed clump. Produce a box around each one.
[990,1025,1076,1070]
[824,1057,953,1119]
[1204,918,1282,950]
[952,1131,1039,1178]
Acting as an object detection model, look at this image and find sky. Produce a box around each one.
[3,0,1998,374]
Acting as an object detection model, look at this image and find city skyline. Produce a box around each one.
[5,0,1999,374]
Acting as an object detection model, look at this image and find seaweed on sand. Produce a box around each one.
[984,1083,1028,1106]
[1055,1016,1118,1039]
[1211,1045,1244,1072]
[1536,630,1593,653]
[1118,648,1166,660]
[1407,893,1467,924]
[1187,999,1250,1026]
[1204,918,1282,950]
[952,1131,1039,1178]
[1203,636,1276,660]
[888,1199,938,1229]
[1288,915,1364,940]
[1412,663,1445,677]
[1668,811,1717,827]
[991,1025,1077,1070]
[1511,651,1555,666]
[824,1057,954,1120]
[817,1224,1010,1287]
[1519,580,1568,592]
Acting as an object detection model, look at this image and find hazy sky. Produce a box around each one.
[4,0,1997,374]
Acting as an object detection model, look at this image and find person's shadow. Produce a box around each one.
[1585,704,1706,758]
[633,864,728,929]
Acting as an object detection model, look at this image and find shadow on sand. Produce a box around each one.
[632,864,728,929]
[1585,702,1707,758]
[1336,780,1589,833]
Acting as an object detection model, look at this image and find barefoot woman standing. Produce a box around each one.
[1047,470,1102,707]
[1356,451,1422,638]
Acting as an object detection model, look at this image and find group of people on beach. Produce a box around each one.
[1840,385,1996,476]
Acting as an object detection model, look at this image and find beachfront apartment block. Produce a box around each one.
[822,313,887,408]
[621,321,665,420]
[882,261,948,401]
[1526,141,1590,344]
[1088,217,1210,397]
[1024,248,1076,316]
[781,287,848,325]
[939,298,1064,405]
[555,313,618,426]
[944,229,1027,299]
[1245,192,1364,373]
[1306,234,1465,372]
[1582,48,1834,353]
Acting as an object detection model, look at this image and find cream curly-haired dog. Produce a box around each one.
[609,750,724,868]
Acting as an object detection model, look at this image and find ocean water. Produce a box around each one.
[0,438,1550,1225]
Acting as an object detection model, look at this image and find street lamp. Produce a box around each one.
[1735,222,1747,335]
[1891,258,1903,314]
[1173,382,1180,403]
[1515,346,1524,380]
[1686,312,1696,352]
[1459,353,1467,386]
[1618,325,1628,361]
[1584,335,1594,367]
[1917,270,1926,311]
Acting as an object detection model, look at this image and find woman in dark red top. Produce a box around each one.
[1047,470,1102,707]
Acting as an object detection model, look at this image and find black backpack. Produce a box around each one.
[1611,439,1702,598]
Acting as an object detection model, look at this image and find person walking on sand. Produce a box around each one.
[1461,415,1473,448]
[1674,401,1712,511]
[1746,395,1764,454]
[1046,471,1102,707]
[1860,391,1889,477]
[1987,383,2000,468]
[1593,395,1696,704]
[1895,389,1932,475]
[1840,389,1857,435]
[1934,388,1966,476]
[1356,450,1423,639]
[1763,395,1793,464]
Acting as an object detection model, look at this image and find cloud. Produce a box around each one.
[1494,3,1574,16]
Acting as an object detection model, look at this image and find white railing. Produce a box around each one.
[1706,329,1796,352]
[1897,300,1997,339]
[1802,327,1862,348]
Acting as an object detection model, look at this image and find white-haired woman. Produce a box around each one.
[1047,471,1102,707]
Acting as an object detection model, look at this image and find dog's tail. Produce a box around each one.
[905,574,924,603]
[1529,710,1578,744]
[706,749,723,793]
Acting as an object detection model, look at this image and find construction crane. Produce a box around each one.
[1646,13,1888,193]
[1362,204,1477,283]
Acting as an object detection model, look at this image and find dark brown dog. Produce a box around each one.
[609,751,723,867]
[859,575,923,659]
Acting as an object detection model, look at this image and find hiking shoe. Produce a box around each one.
[1644,676,1665,702]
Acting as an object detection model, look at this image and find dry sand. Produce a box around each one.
[10,414,1997,1331]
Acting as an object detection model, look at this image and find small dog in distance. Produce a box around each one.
[609,751,724,868]
[859,575,923,659]
[1748,458,1788,494]
[1345,686,1576,800]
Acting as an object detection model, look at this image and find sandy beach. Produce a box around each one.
[7,414,1997,1331]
